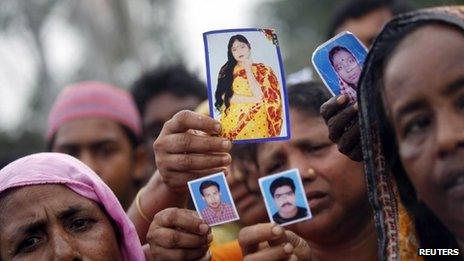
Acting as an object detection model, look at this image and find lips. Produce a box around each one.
[440,168,464,198]
[306,191,329,210]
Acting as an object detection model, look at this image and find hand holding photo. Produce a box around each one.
[188,172,239,226]
[312,31,367,103]
[204,28,290,144]
[259,169,312,226]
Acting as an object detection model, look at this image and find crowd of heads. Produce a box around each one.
[1,1,463,260]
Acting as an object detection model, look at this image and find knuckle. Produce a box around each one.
[174,110,190,123]
[178,134,192,151]
[167,231,181,248]
[178,155,192,169]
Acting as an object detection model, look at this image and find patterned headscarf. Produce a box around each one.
[0,153,145,260]
[358,6,464,260]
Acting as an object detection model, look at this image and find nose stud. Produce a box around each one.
[307,168,316,179]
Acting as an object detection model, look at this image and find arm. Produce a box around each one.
[230,94,262,103]
[242,59,264,101]
[127,110,232,243]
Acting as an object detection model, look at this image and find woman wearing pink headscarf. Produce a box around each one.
[0,153,145,260]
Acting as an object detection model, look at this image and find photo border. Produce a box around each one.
[203,28,291,144]
[187,172,240,226]
[311,31,368,97]
[258,168,312,226]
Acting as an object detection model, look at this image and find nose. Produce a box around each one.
[292,157,317,182]
[436,111,464,158]
[51,229,82,261]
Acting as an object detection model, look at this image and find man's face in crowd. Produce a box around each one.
[335,7,392,47]
[52,117,138,209]
[256,109,369,241]
[202,185,221,209]
[143,92,202,171]
[273,185,297,218]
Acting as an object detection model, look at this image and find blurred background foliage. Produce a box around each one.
[0,0,461,165]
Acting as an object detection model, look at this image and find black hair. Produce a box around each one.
[287,81,332,117]
[327,0,412,39]
[369,20,460,254]
[214,34,251,113]
[131,64,207,117]
[199,180,220,196]
[270,177,295,197]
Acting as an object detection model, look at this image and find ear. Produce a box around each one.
[132,145,152,184]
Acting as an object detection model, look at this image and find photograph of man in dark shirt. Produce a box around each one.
[270,177,307,224]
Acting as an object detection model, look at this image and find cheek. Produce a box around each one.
[79,222,121,259]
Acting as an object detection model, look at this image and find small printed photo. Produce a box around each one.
[259,169,312,226]
[203,28,290,144]
[188,172,239,226]
[311,31,368,103]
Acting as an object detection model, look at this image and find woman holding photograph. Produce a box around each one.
[328,46,362,102]
[214,34,283,140]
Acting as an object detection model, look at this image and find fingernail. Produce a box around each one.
[283,243,293,254]
[222,154,231,164]
[222,140,231,150]
[272,225,284,236]
[337,95,347,104]
[199,223,209,234]
[207,233,213,243]
[214,123,221,133]
[353,102,358,110]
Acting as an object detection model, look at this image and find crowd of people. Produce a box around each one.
[0,0,463,260]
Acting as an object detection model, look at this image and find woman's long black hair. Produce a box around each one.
[214,34,250,113]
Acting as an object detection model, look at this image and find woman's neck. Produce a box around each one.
[309,213,378,261]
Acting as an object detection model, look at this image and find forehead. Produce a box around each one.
[333,50,353,61]
[144,92,200,125]
[54,117,127,146]
[274,185,293,194]
[232,40,246,48]
[258,111,328,156]
[203,185,219,193]
[0,185,97,228]
[384,24,464,103]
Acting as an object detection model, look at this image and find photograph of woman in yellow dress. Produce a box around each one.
[209,32,286,141]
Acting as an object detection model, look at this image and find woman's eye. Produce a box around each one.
[17,236,41,254]
[403,115,431,137]
[70,218,94,232]
[455,94,464,111]
[303,144,330,155]
[266,161,284,174]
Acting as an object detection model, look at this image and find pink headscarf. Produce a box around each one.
[47,81,142,140]
[0,153,145,261]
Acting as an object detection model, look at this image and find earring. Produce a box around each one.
[307,168,316,179]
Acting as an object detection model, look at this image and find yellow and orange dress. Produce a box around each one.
[220,63,283,140]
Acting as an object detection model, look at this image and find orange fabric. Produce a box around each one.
[210,240,243,261]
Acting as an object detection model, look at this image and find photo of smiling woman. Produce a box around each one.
[214,34,283,141]
[328,46,362,102]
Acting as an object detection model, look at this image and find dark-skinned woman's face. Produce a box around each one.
[383,24,464,239]
[0,185,122,261]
